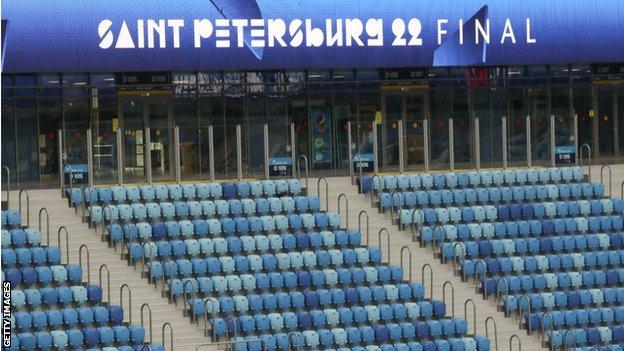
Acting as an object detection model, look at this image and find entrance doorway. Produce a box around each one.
[594,85,624,157]
[381,88,429,170]
[118,93,174,182]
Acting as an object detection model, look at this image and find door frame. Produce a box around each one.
[592,84,620,157]
[380,85,430,169]
[117,91,174,181]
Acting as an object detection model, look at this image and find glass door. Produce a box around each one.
[618,88,624,156]
[404,93,426,171]
[382,91,428,172]
[595,87,615,156]
[119,95,173,183]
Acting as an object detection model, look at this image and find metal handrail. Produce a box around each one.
[496,277,509,315]
[485,316,498,351]
[400,246,413,282]
[78,244,91,284]
[337,193,349,228]
[600,164,612,197]
[225,316,238,343]
[358,210,369,245]
[563,330,577,351]
[57,226,69,264]
[463,299,476,336]
[203,298,218,339]
[518,294,532,334]
[431,223,444,251]
[540,312,554,347]
[38,207,50,245]
[287,332,301,351]
[183,280,197,323]
[2,165,10,208]
[296,155,309,191]
[120,284,132,324]
[99,264,110,305]
[162,260,175,303]
[370,174,380,207]
[66,164,74,196]
[579,143,591,181]
[162,322,174,351]
[410,209,423,245]
[317,177,329,211]
[141,303,153,344]
[102,206,113,241]
[442,281,455,317]
[473,259,486,290]
[452,242,465,271]
[81,185,93,221]
[621,180,624,200]
[378,228,390,262]
[18,189,30,227]
[421,263,433,300]
[509,334,521,351]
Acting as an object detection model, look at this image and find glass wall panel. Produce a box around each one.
[619,88,624,156]
[14,75,39,184]
[552,84,574,162]
[596,87,615,156]
[223,72,245,178]
[383,94,402,169]
[333,81,356,169]
[507,86,527,166]
[286,72,308,165]
[37,74,62,185]
[198,72,223,179]
[245,80,265,177]
[309,81,333,170]
[452,87,471,167]
[356,81,381,172]
[173,74,200,180]
[429,83,451,170]
[572,83,593,156]
[91,74,117,184]
[404,94,426,171]
[267,80,290,176]
[2,75,16,180]
[528,86,551,164]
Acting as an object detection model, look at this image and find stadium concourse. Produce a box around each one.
[2,164,622,351]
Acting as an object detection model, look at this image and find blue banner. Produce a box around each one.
[310,107,332,167]
[2,0,624,72]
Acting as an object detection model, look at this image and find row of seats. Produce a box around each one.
[506,290,624,315]
[107,216,344,249]
[228,334,490,351]
[399,198,621,226]
[369,166,584,192]
[211,314,467,340]
[382,182,607,210]
[2,228,44,248]
[462,251,624,277]
[530,308,624,331]
[150,260,396,286]
[184,283,426,312]
[68,179,303,206]
[441,233,624,261]
[548,326,624,348]
[3,264,83,288]
[417,216,623,244]
[90,196,321,224]
[11,326,146,351]
[2,209,23,229]
[101,213,341,239]
[127,232,364,262]
[13,305,124,331]
[116,228,361,255]
[10,284,102,310]
[479,269,624,298]
[2,246,62,267]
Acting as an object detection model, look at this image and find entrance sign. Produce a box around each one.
[268,157,292,177]
[554,145,576,164]
[3,0,624,72]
